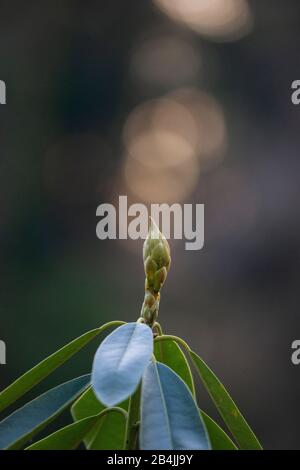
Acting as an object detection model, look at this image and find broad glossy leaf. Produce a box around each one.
[140,362,210,450]
[154,338,195,395]
[190,351,262,450]
[0,321,124,414]
[71,387,105,448]
[72,387,105,421]
[88,409,126,450]
[124,384,141,450]
[26,408,126,450]
[200,410,237,450]
[92,322,153,407]
[71,387,128,448]
[26,414,100,450]
[0,375,90,450]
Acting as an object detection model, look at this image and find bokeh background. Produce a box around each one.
[1,0,300,450]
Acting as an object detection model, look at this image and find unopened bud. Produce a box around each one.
[141,292,160,326]
[140,219,171,327]
[143,218,171,288]
[144,256,158,285]
[153,267,168,293]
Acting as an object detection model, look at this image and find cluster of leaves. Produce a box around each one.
[0,319,262,450]
[0,221,262,450]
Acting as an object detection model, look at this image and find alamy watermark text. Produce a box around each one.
[96,196,204,250]
[0,340,6,365]
[0,80,6,104]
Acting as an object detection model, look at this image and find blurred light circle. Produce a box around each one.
[123,151,200,203]
[123,98,198,170]
[122,96,201,201]
[153,0,253,41]
[169,88,227,170]
[121,89,226,202]
[129,131,196,170]
[130,35,201,87]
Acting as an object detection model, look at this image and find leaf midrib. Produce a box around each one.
[116,323,143,372]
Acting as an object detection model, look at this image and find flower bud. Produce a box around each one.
[143,218,171,286]
[141,218,171,327]
[144,256,157,285]
[141,292,160,326]
[153,267,168,293]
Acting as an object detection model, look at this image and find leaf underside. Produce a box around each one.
[140,361,210,450]
[0,321,124,415]
[92,322,153,407]
[27,408,126,450]
[0,375,90,450]
[154,338,195,396]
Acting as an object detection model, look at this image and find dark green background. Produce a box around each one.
[0,0,300,449]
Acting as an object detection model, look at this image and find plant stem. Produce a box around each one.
[98,406,128,420]
[153,322,163,335]
[124,384,141,450]
[154,334,191,353]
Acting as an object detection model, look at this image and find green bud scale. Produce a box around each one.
[140,218,171,328]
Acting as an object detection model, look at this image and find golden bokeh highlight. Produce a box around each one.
[169,88,227,170]
[153,0,253,41]
[121,88,227,203]
[123,151,200,203]
[123,98,198,170]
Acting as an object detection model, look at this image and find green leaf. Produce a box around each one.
[200,410,237,450]
[0,375,90,450]
[71,387,128,449]
[26,414,101,450]
[88,409,126,450]
[71,387,105,448]
[140,362,210,450]
[72,387,105,421]
[0,321,125,414]
[189,351,262,450]
[92,322,153,407]
[154,338,195,395]
[26,408,126,450]
[124,384,141,450]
